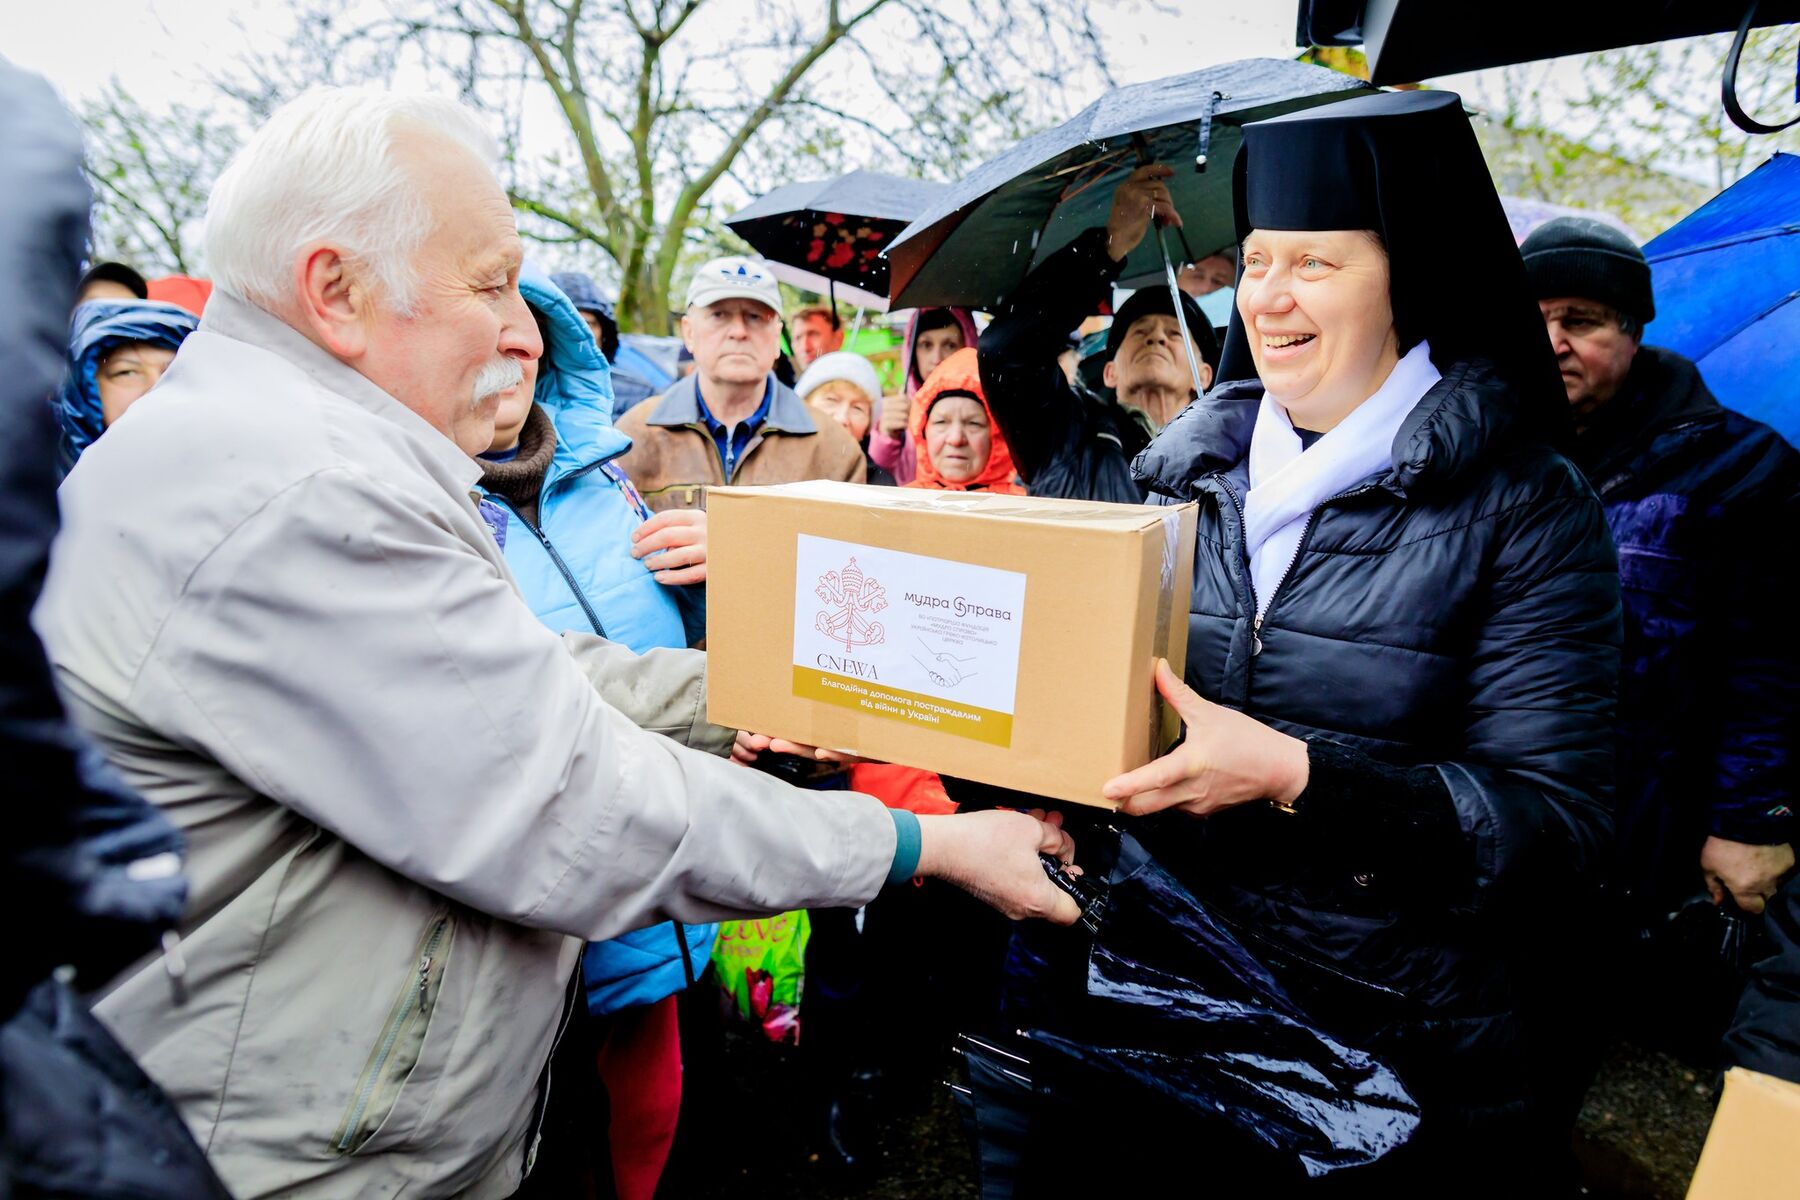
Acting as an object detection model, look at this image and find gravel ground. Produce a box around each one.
[662,1030,1717,1199]
[1572,1043,1718,1199]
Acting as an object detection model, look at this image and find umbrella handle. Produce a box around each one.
[1153,224,1210,402]
[1723,0,1800,135]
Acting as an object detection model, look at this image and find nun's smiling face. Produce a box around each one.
[1238,229,1401,431]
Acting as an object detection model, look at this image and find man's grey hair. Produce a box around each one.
[204,87,499,315]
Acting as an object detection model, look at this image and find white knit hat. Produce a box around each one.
[794,351,883,404]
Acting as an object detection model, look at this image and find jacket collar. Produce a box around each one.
[646,372,819,436]
[1133,355,1520,504]
[1572,346,1722,487]
[199,291,484,492]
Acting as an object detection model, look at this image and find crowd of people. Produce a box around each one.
[3,53,1797,1200]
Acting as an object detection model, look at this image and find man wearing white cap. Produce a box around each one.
[615,256,866,511]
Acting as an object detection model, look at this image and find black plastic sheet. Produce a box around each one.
[969,831,1420,1188]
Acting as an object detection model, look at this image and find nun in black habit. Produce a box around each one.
[1105,90,1622,1184]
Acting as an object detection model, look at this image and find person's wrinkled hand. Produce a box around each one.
[632,508,706,585]
[1105,163,1183,263]
[878,390,909,437]
[1101,659,1308,817]
[916,809,1080,924]
[731,730,865,767]
[1701,836,1795,915]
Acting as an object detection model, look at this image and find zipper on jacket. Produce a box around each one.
[1248,480,1384,656]
[333,915,453,1154]
[1251,513,1313,656]
[492,497,608,639]
[1208,476,1262,650]
[525,966,584,1177]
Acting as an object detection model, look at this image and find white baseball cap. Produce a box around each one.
[685,256,783,314]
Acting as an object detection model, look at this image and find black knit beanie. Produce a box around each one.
[1519,216,1655,325]
[1106,285,1221,371]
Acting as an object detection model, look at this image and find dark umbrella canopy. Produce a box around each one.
[725,169,944,299]
[1643,151,1800,443]
[885,58,1374,311]
[1297,0,1800,87]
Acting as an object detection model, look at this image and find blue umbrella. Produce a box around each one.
[1643,152,1800,444]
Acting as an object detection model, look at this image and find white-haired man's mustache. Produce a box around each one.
[471,356,525,408]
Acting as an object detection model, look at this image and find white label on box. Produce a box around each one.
[792,534,1028,746]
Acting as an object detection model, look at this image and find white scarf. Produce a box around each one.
[1242,339,1441,617]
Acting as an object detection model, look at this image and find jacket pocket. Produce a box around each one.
[330,911,456,1156]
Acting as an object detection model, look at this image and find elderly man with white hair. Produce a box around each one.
[35,88,1078,1199]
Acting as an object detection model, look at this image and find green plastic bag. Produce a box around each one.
[711,910,810,1045]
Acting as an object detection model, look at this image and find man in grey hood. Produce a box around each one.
[35,86,1077,1200]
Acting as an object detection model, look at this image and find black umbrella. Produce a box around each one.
[885,58,1372,312]
[726,169,944,312]
[884,59,1372,393]
[1299,0,1800,125]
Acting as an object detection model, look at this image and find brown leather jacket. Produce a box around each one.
[614,374,867,511]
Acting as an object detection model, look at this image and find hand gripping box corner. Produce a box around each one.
[706,480,1198,807]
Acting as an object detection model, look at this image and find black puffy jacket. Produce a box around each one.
[977,228,1155,504]
[1131,358,1621,1139]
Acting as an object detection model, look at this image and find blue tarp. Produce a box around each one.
[1643,153,1800,444]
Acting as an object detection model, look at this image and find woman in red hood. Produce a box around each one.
[906,346,1023,494]
[868,306,981,484]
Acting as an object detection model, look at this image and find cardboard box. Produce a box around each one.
[1685,1067,1800,1199]
[706,480,1197,807]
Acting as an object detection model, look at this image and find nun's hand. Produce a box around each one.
[1106,163,1183,263]
[632,508,706,585]
[1102,659,1309,817]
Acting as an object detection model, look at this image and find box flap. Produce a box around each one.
[713,480,1186,531]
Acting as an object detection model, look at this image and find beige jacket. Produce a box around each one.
[613,373,867,512]
[36,293,896,1199]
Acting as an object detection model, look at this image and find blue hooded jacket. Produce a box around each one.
[481,264,715,1015]
[56,300,198,471]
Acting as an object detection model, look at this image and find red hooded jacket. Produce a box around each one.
[906,347,1023,494]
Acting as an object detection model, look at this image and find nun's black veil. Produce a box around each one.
[1215,89,1567,443]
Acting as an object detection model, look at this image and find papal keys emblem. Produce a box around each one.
[814,557,887,651]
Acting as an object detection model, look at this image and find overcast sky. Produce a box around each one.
[7,0,1556,111]
[9,3,1292,102]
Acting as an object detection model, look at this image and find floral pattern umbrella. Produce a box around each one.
[726,170,945,303]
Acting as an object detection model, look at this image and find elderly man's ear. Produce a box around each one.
[295,245,372,360]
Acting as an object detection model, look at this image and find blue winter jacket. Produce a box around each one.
[1573,347,1799,920]
[481,265,715,1015]
[55,300,198,471]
